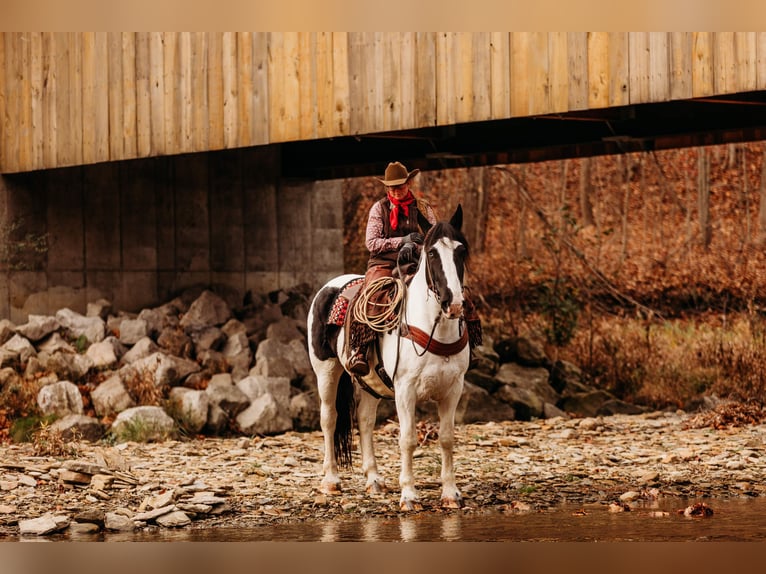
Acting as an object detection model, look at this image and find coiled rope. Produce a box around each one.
[352,276,406,333]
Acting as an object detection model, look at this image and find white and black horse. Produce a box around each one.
[307,204,470,510]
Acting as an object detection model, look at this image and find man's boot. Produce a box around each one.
[348,320,375,376]
[348,345,370,376]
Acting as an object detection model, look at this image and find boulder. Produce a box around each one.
[37,381,84,417]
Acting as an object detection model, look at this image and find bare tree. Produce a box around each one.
[579,157,594,227]
[698,147,712,249]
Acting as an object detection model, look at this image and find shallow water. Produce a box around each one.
[65,496,766,542]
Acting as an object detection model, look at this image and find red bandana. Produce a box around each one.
[388,191,415,231]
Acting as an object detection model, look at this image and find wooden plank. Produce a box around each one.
[107,32,124,161]
[470,33,491,122]
[81,32,96,164]
[692,31,714,97]
[41,33,57,168]
[565,32,587,111]
[162,31,177,155]
[0,34,5,170]
[315,31,334,138]
[221,32,237,148]
[714,32,736,95]
[298,32,316,139]
[134,32,151,157]
[121,33,137,159]
[53,33,72,167]
[68,33,83,166]
[628,32,650,104]
[207,32,224,150]
[399,32,415,129]
[18,33,32,170]
[735,32,756,92]
[29,32,44,169]
[648,32,669,102]
[331,32,350,135]
[2,33,19,172]
[346,32,364,135]
[510,32,530,116]
[276,32,301,141]
[191,32,208,152]
[414,32,436,128]
[348,32,382,135]
[530,32,550,115]
[608,32,629,106]
[252,32,269,145]
[669,32,692,100]
[489,32,510,120]
[237,31,253,147]
[436,32,454,126]
[178,32,193,152]
[381,32,402,131]
[587,32,610,108]
[148,32,164,156]
[758,32,766,90]
[93,32,109,162]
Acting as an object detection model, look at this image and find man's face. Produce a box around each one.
[387,183,409,200]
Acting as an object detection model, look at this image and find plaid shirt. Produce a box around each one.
[364,199,437,257]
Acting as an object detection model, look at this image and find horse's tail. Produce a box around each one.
[334,370,355,469]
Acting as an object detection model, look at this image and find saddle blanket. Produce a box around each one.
[328,277,365,326]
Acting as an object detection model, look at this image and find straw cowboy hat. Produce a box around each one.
[376,161,420,186]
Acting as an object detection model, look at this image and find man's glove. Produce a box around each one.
[403,232,424,245]
[398,242,417,265]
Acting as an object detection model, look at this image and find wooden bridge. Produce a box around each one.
[1,32,766,318]
[3,32,766,176]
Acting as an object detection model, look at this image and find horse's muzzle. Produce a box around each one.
[444,301,464,319]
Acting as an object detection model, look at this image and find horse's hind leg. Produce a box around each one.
[357,390,387,494]
[317,360,345,494]
[437,383,464,509]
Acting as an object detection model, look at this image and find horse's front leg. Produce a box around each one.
[437,379,464,509]
[357,390,387,494]
[395,384,422,511]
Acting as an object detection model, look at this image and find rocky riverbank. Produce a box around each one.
[2,409,764,539]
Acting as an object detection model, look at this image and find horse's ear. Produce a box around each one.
[450,204,463,231]
[417,209,432,235]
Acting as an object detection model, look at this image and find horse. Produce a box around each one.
[307,204,470,511]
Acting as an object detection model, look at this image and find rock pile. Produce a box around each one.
[0,283,644,444]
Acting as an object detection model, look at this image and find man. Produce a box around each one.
[347,161,437,375]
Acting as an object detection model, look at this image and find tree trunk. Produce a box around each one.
[579,157,594,227]
[698,147,712,249]
[757,146,766,247]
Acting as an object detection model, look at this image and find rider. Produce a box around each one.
[347,161,482,376]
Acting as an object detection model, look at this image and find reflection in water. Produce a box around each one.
[64,497,766,542]
[441,514,461,541]
[399,518,418,542]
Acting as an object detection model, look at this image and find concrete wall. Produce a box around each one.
[0,146,345,323]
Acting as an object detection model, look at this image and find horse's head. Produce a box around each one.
[418,205,469,320]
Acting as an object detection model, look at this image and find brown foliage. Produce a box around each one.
[342,143,766,409]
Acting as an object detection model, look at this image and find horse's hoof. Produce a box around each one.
[441,496,463,509]
[400,499,423,512]
[320,482,342,495]
[366,481,388,494]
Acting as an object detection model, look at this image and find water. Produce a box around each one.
[65,497,766,542]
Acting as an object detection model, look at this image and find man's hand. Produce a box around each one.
[403,232,424,245]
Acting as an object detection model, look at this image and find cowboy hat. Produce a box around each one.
[376,161,420,186]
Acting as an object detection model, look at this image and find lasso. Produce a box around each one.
[352,276,406,333]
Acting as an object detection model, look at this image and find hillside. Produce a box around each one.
[343,142,766,409]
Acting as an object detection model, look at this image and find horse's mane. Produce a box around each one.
[424,220,470,260]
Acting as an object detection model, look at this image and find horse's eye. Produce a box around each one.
[427,249,435,258]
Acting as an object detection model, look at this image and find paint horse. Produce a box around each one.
[307,204,470,510]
